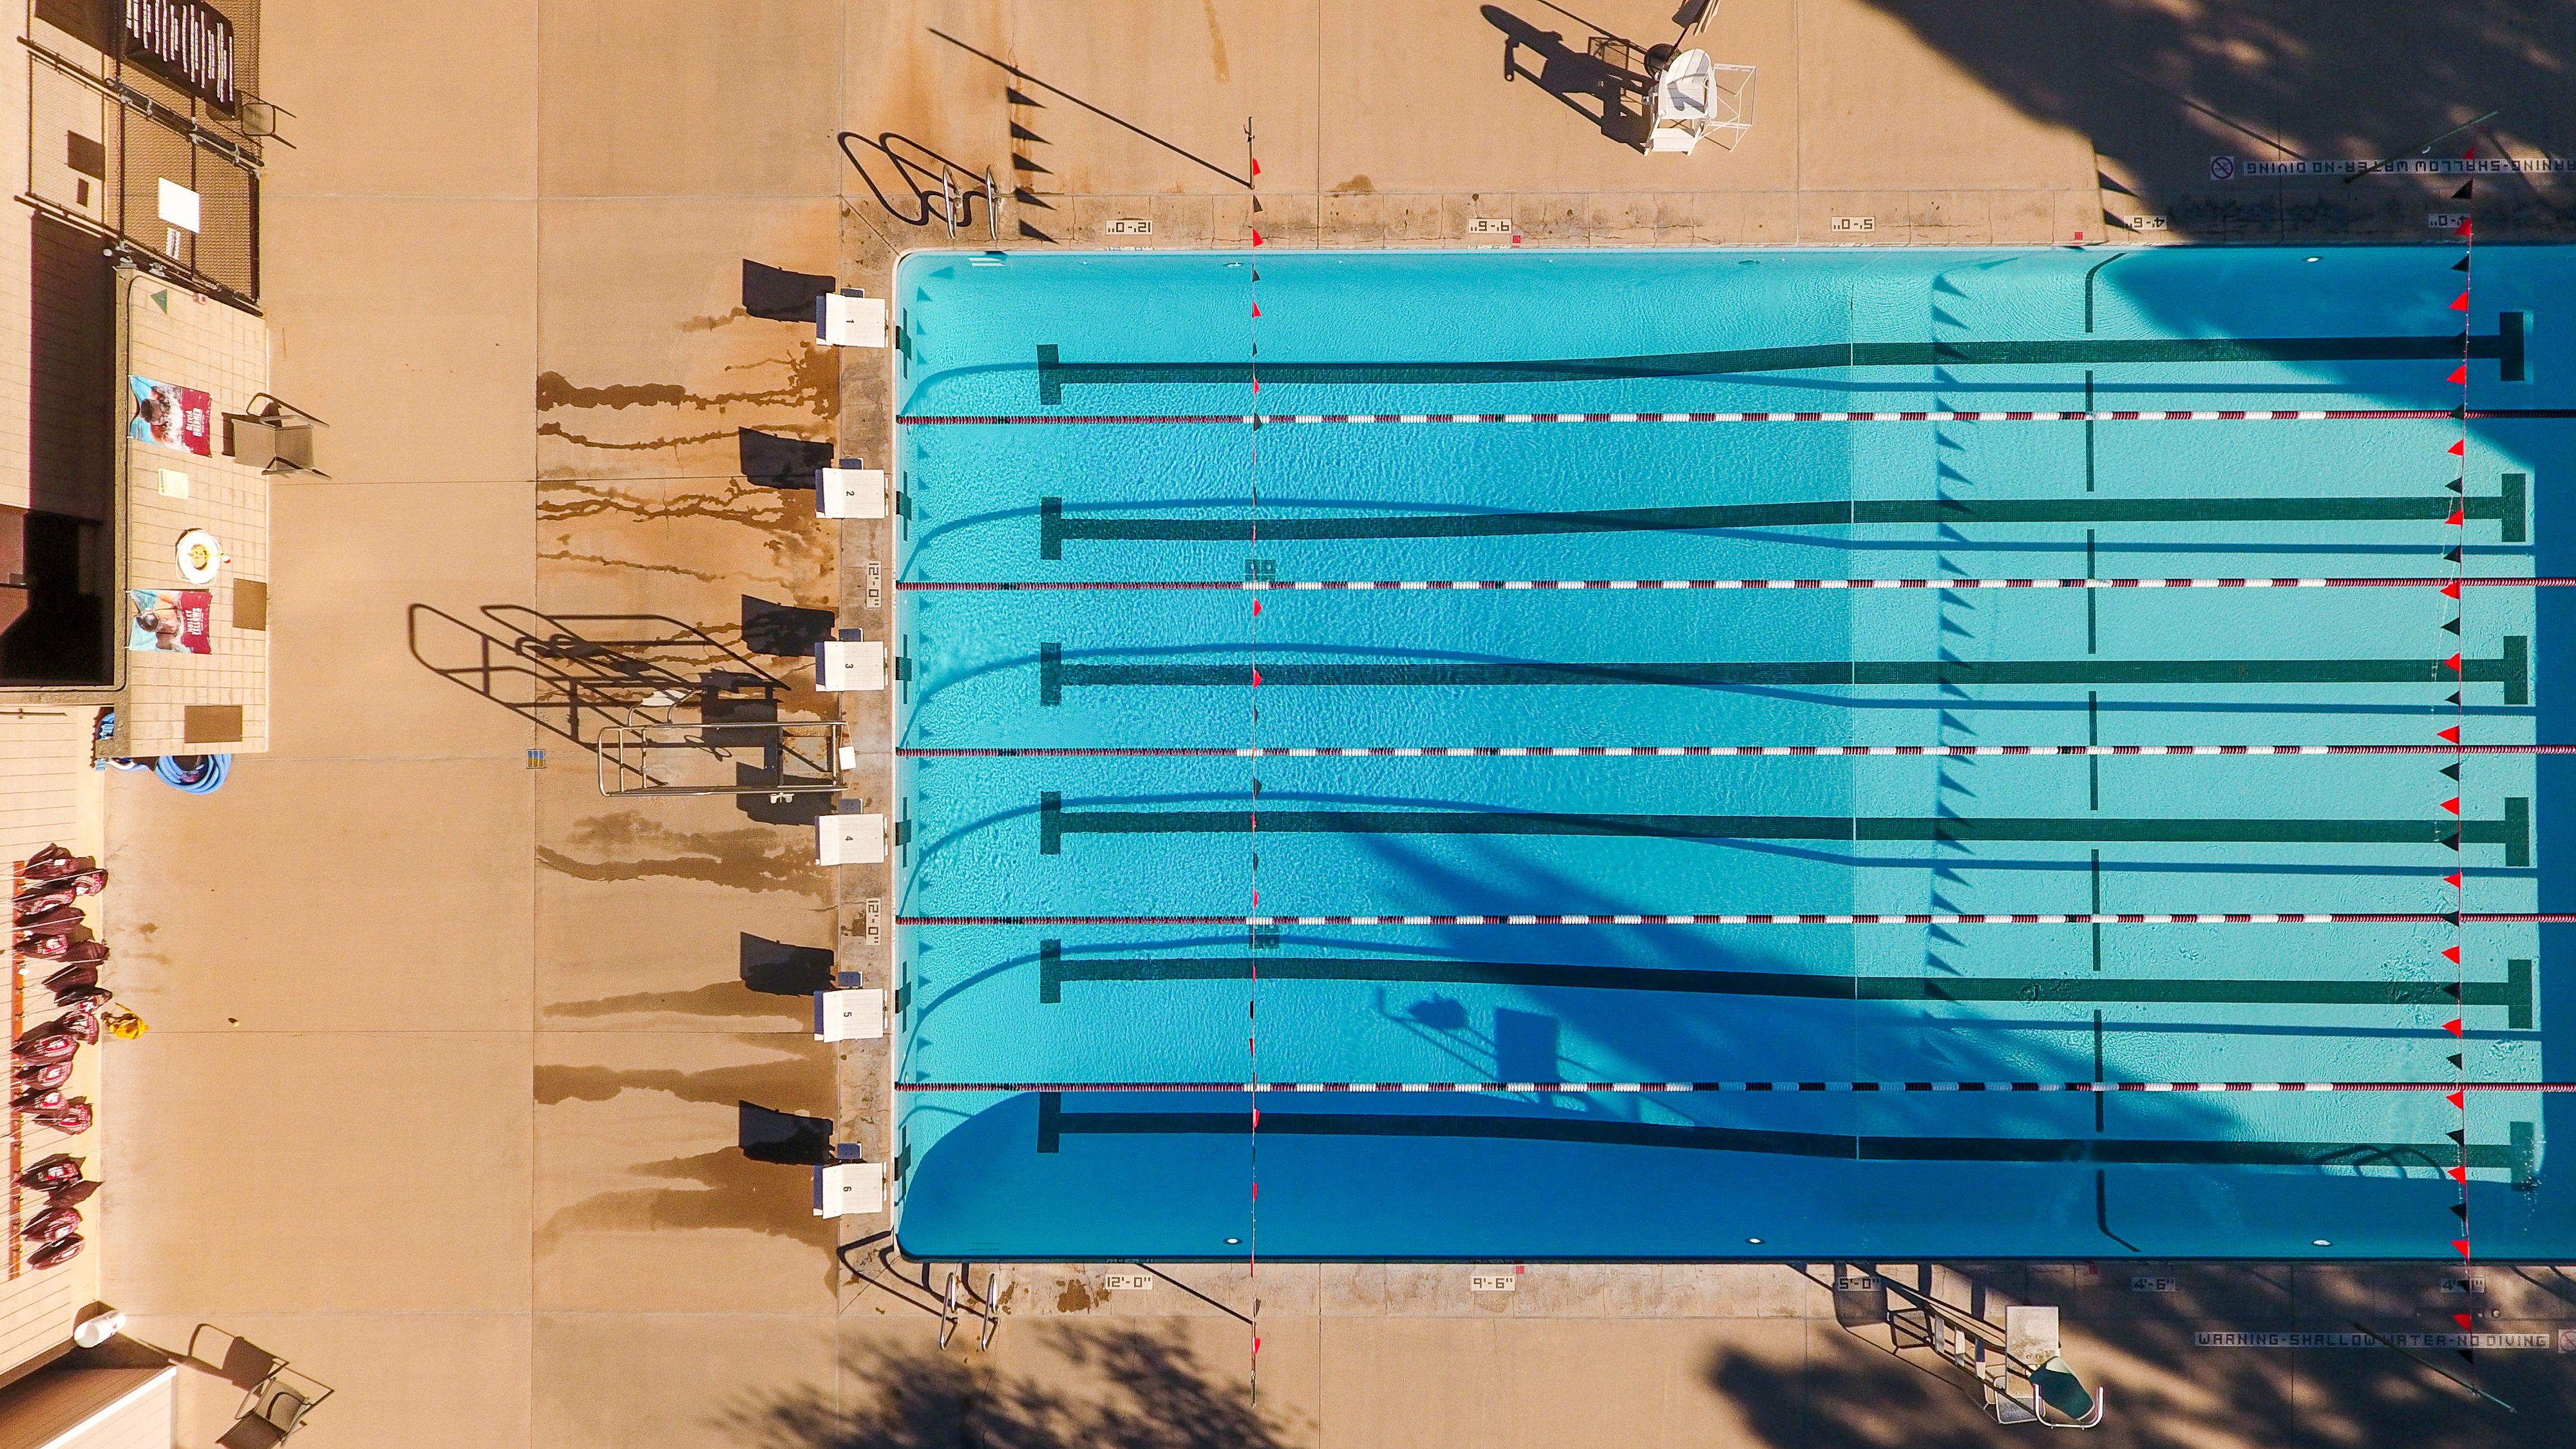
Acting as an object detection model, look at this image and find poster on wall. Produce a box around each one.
[128,375,210,457]
[128,590,211,654]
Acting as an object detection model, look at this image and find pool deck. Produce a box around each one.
[91,0,2576,1444]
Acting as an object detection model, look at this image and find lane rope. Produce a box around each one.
[904,576,2571,591]
[901,744,2576,757]
[895,1079,2563,1094]
[900,911,2573,926]
[899,407,2576,426]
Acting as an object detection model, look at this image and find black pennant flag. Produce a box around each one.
[2448,478,2466,493]
[2459,1348,2477,1364]
[2448,692,2464,705]
[2445,833,2463,851]
[2450,1054,2465,1068]
[2445,546,2464,562]
[2444,981,2465,999]
[2452,1202,2471,1219]
[2454,181,2475,200]
[2449,1128,2468,1144]
[2442,912,2462,927]
[2443,762,2463,777]
[2443,618,2463,635]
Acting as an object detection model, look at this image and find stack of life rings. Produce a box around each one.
[8,844,134,1270]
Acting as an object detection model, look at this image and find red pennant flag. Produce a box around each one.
[1251,668,1264,685]
[1251,157,1261,176]
[2441,798,2461,815]
[2448,1090,2467,1109]
[2441,580,2461,598]
[2444,945,2462,963]
[2439,726,2461,743]
[2449,1165,2470,1182]
[2451,290,2472,311]
[2456,220,2474,237]
[2456,1312,2476,1331]
[2445,1018,2465,1036]
[1251,303,1261,317]
[2445,873,2463,887]
[1250,229,1265,246]
[2454,1239,2473,1258]
[2447,439,2467,456]
[2448,365,2468,384]
[2445,653,2463,672]
[2446,507,2467,524]
[1251,599,1261,615]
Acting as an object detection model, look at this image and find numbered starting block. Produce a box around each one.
[817,812,887,865]
[817,462,887,519]
[814,1146,887,1217]
[816,986,886,1041]
[817,289,887,347]
[817,636,886,691]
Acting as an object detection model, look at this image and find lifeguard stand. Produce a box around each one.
[1647,50,1755,155]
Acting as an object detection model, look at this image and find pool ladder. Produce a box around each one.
[939,1271,1002,1351]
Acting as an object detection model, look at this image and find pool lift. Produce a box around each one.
[1823,1265,2105,1428]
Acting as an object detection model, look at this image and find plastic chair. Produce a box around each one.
[221,394,330,478]
[214,1368,333,1446]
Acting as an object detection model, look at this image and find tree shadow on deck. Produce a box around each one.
[1709,1261,2572,1448]
[719,1324,1292,1449]
[1851,0,2576,240]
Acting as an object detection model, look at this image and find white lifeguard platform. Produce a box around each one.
[1647,50,1754,155]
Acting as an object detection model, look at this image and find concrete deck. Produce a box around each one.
[93,1,2576,1444]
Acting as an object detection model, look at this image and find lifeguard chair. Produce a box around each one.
[1647,49,1754,154]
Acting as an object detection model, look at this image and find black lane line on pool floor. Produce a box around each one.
[1033,641,2530,703]
[1027,321,2529,401]
[1034,482,2528,554]
[1027,1093,2535,1179]
[1027,943,2535,1025]
[1032,795,2533,866]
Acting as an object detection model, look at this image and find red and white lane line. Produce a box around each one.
[897,912,2571,926]
[898,408,2576,426]
[895,1079,2564,1094]
[900,744,2576,757]
[904,576,2564,592]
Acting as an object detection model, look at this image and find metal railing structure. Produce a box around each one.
[24,0,267,305]
[408,604,791,748]
[1806,1264,2105,1428]
[596,710,842,800]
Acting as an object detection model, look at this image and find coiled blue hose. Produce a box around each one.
[151,755,230,793]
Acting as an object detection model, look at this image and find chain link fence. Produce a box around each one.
[26,0,263,303]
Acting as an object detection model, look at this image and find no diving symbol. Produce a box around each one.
[2210,155,2237,180]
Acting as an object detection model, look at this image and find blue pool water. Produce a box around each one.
[890,245,2576,1262]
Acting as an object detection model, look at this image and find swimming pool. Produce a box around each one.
[889,244,2575,1262]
